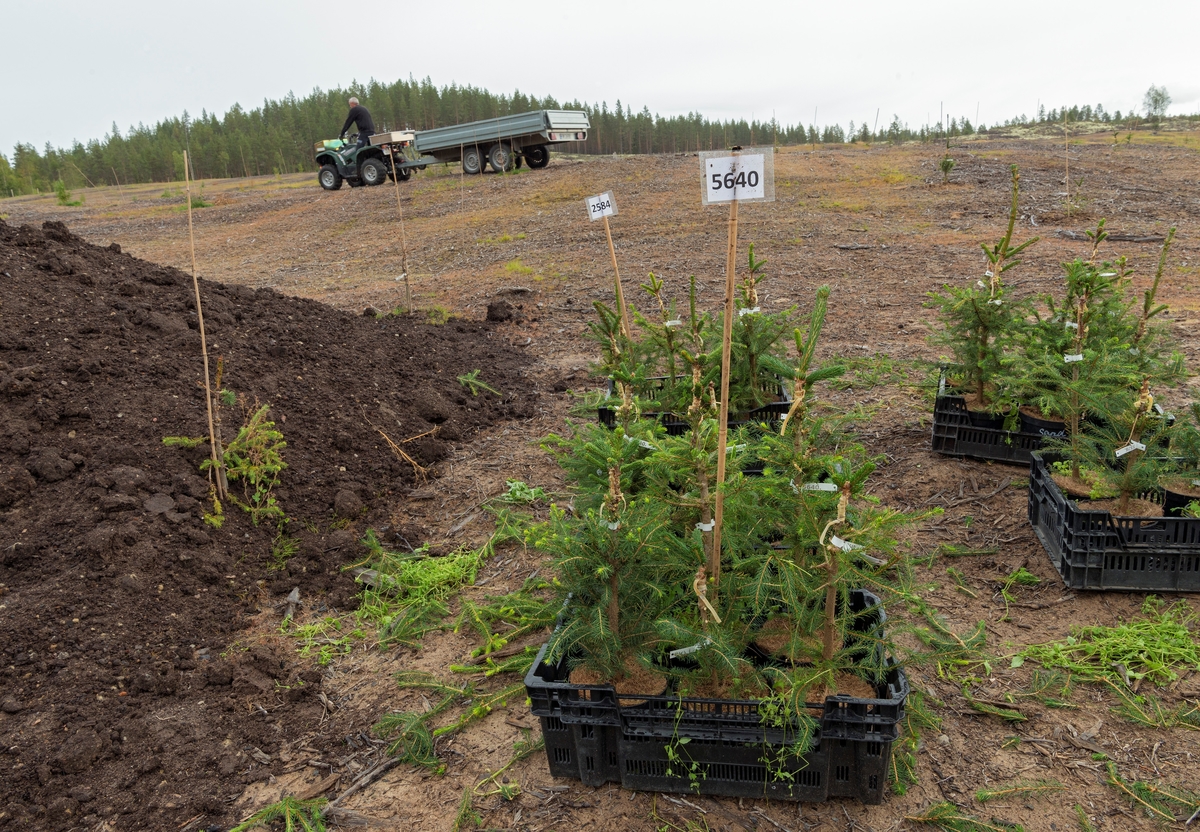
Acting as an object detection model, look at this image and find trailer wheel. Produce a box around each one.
[318,164,343,190]
[488,143,514,172]
[360,158,388,186]
[462,146,484,175]
[525,145,550,169]
[395,166,411,181]
[514,153,524,169]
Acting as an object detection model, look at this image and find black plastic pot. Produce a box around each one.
[1161,478,1200,517]
[1019,410,1067,439]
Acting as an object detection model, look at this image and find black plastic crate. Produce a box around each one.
[598,377,791,437]
[1027,452,1200,592]
[930,391,1049,466]
[525,590,907,803]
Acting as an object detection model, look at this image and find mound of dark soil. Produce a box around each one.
[0,219,534,830]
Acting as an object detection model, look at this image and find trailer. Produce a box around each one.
[313,109,589,189]
[411,109,590,174]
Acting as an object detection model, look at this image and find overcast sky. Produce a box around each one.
[5,0,1199,159]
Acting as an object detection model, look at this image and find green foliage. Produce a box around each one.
[229,796,327,831]
[451,787,481,832]
[457,369,500,396]
[213,403,287,525]
[927,165,1037,406]
[976,779,1064,803]
[939,155,955,183]
[1142,84,1171,123]
[1018,597,1200,687]
[188,194,212,209]
[906,802,1024,832]
[496,479,549,504]
[351,529,497,647]
[1101,676,1200,730]
[998,223,1182,481]
[270,533,300,570]
[162,435,205,449]
[1104,760,1198,822]
[53,179,82,206]
[425,305,451,325]
[1074,804,1097,832]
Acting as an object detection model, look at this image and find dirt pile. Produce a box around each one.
[0,218,535,830]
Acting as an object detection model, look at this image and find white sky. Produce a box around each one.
[4,0,1199,159]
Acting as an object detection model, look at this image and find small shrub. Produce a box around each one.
[938,155,955,183]
[425,305,451,325]
[54,180,83,207]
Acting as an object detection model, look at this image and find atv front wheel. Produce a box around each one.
[318,164,343,190]
[360,158,387,186]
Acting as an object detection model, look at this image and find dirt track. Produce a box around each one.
[2,130,1199,831]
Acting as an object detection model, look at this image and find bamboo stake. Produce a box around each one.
[183,150,227,500]
[710,151,741,601]
[389,146,412,314]
[602,214,630,338]
[1064,115,1071,218]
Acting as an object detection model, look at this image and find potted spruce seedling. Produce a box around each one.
[1070,379,1173,516]
[1163,403,1200,516]
[1004,222,1182,491]
[927,164,1037,425]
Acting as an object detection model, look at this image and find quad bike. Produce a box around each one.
[313,134,413,191]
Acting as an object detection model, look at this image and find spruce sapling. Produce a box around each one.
[927,165,1037,409]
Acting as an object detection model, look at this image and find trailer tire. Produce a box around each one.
[525,145,550,169]
[462,146,484,175]
[360,157,388,186]
[394,165,411,182]
[514,153,523,169]
[318,164,343,191]
[488,143,514,172]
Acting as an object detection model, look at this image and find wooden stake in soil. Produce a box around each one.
[603,214,631,338]
[389,148,412,314]
[709,154,741,602]
[183,151,227,500]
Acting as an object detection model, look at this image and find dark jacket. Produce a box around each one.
[340,105,375,137]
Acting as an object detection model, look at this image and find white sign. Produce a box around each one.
[700,147,775,205]
[585,191,617,221]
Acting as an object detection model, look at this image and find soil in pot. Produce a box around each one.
[752,616,842,662]
[569,654,668,704]
[1051,471,1109,500]
[961,391,1005,429]
[1083,497,1163,518]
[1161,477,1200,516]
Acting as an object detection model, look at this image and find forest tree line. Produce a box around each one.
[0,75,1188,197]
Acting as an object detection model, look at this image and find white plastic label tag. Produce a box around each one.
[1064,321,1078,329]
[738,307,762,317]
[1064,353,1084,363]
[664,319,683,328]
[984,271,994,278]
[606,520,621,530]
[1115,441,1146,458]
[701,148,774,204]
[669,639,712,659]
[988,299,1002,306]
[830,535,862,552]
[696,520,716,532]
[976,280,986,288]
[802,482,839,492]
[585,191,617,221]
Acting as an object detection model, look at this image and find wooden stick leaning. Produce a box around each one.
[389,148,412,314]
[183,151,227,499]
[602,214,631,338]
[709,182,740,602]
